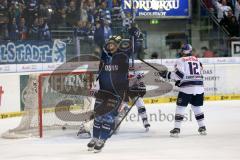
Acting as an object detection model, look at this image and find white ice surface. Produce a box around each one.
[0,101,240,160]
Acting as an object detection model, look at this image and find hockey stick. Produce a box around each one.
[110,96,140,136]
[138,57,166,73]
[130,0,136,68]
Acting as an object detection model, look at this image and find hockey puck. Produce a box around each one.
[62,126,66,130]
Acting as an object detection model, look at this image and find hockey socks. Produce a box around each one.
[191,105,207,135]
[191,105,205,128]
[174,106,186,129]
[100,121,115,140]
[137,106,150,129]
[92,119,102,138]
[171,105,207,136]
[136,98,150,130]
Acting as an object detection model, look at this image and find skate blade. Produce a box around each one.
[170,133,179,138]
[87,147,94,151]
[93,149,102,153]
[145,127,150,132]
[77,133,91,139]
[199,131,207,136]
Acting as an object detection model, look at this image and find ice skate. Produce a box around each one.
[87,138,97,151]
[143,120,150,132]
[77,128,91,139]
[94,139,105,153]
[198,126,207,136]
[170,128,180,137]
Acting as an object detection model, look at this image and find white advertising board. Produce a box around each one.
[0,75,20,113]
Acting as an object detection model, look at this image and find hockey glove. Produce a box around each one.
[175,80,181,87]
[159,70,168,79]
[128,82,146,98]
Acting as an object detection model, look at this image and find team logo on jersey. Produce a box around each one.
[105,65,119,71]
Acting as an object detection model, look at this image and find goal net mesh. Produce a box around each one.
[2,72,94,139]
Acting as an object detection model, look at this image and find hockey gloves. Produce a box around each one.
[128,82,146,98]
[159,70,168,79]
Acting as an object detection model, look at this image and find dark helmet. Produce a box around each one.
[105,35,122,53]
[180,44,192,56]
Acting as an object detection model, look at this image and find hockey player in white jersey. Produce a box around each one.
[116,69,150,133]
[128,70,150,130]
[159,44,206,137]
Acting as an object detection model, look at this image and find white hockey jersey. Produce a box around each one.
[167,56,204,95]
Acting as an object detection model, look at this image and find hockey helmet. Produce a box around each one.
[181,44,192,55]
[106,35,122,53]
[108,35,122,46]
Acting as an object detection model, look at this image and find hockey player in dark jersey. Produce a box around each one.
[87,35,131,153]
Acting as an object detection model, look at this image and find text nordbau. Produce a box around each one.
[123,0,180,11]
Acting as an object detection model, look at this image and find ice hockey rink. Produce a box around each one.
[0,100,240,160]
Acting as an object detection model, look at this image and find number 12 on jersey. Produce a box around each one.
[188,62,200,75]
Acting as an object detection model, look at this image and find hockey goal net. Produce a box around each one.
[2,71,94,139]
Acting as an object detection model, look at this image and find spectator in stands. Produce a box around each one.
[235,0,240,21]
[220,9,239,37]
[213,0,232,19]
[0,0,114,41]
[111,5,125,22]
[0,0,9,39]
[8,17,19,41]
[39,0,54,23]
[201,46,215,57]
[38,17,51,40]
[51,5,67,28]
[19,17,28,40]
[98,1,111,24]
[54,0,67,10]
[85,0,95,24]
[8,1,22,27]
[25,0,39,28]
[94,19,112,48]
[94,21,105,48]
[74,20,89,37]
[103,19,112,40]
[226,0,234,11]
[29,17,39,40]
[66,0,80,27]
[80,0,95,23]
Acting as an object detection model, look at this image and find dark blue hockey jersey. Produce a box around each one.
[98,49,129,97]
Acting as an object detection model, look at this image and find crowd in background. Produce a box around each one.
[0,0,131,47]
[204,0,240,37]
[0,0,235,58]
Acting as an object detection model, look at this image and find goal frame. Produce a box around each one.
[38,71,93,138]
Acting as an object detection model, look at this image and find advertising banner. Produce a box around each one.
[0,39,66,64]
[122,0,191,19]
[0,75,20,114]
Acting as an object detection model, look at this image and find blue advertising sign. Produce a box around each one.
[122,0,191,19]
[0,40,66,64]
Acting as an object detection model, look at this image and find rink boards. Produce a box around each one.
[0,58,240,118]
